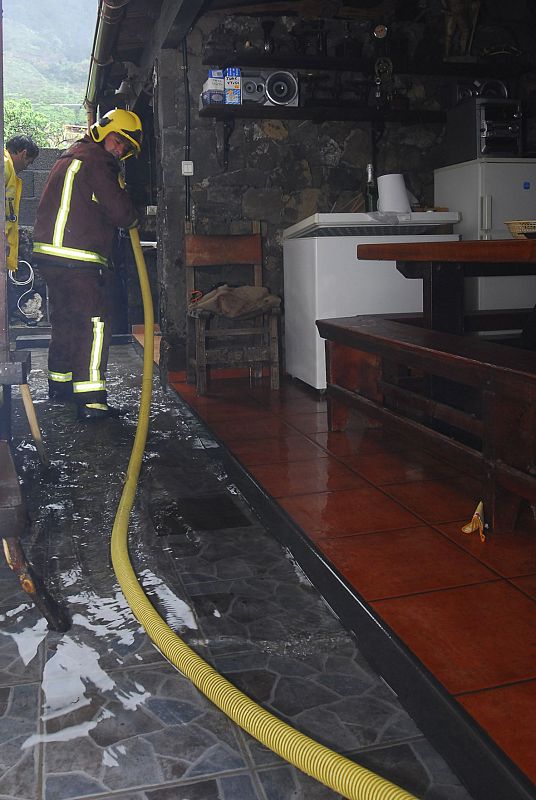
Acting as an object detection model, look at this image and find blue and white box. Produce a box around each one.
[201,75,224,106]
[224,67,241,105]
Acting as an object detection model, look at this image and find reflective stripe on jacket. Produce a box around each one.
[4,149,22,271]
[33,136,137,269]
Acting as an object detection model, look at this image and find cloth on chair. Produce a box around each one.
[189,284,281,319]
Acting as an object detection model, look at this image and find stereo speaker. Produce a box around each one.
[454,79,509,106]
[242,71,299,106]
[454,80,480,105]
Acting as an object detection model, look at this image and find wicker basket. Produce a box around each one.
[505,220,536,239]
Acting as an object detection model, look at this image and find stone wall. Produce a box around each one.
[156,5,536,373]
[19,148,60,225]
[18,147,61,263]
[158,11,450,372]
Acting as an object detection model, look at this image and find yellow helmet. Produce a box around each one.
[90,108,143,159]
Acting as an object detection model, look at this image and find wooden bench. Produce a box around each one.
[316,314,536,534]
[0,440,26,532]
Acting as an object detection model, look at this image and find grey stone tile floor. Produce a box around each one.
[0,344,476,800]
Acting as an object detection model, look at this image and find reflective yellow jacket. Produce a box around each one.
[4,149,22,271]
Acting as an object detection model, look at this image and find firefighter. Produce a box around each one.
[33,109,142,421]
[4,135,39,272]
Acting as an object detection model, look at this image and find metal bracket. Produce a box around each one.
[223,117,235,172]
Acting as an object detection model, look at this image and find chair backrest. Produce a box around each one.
[184,229,263,301]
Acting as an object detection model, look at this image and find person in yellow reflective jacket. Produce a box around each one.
[4,135,39,271]
[33,109,143,421]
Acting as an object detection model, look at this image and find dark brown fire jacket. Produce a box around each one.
[33,136,137,268]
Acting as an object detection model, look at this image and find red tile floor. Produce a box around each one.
[138,333,536,790]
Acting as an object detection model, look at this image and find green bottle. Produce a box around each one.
[365,163,378,212]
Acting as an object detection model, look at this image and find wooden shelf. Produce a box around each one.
[199,104,446,124]
[202,49,525,78]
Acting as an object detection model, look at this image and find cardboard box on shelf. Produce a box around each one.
[224,67,241,105]
[203,77,224,92]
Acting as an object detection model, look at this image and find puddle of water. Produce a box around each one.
[138,569,197,630]
[150,494,253,535]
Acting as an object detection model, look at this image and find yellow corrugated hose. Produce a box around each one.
[110,225,419,800]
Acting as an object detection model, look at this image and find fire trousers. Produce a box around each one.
[38,262,113,406]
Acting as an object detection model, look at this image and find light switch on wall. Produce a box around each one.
[181,160,194,176]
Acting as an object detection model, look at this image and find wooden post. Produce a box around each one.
[0,1,12,441]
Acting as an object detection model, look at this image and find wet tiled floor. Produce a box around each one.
[0,345,476,800]
[165,365,536,797]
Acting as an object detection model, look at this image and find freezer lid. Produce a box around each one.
[283,211,461,239]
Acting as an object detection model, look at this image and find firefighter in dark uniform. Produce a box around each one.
[33,109,142,420]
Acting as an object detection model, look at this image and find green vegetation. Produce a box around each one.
[4,99,66,147]
[3,0,97,141]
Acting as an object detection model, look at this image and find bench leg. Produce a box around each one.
[327,396,349,431]
[326,342,349,430]
[484,483,523,534]
[482,386,534,533]
[326,342,382,431]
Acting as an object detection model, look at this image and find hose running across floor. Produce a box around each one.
[110,226,419,800]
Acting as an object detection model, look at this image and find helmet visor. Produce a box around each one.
[119,128,143,159]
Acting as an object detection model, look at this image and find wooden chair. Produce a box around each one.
[184,224,280,395]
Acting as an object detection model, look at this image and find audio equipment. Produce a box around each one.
[242,71,299,107]
[478,79,509,100]
[453,79,509,106]
[442,98,523,165]
[454,80,480,106]
[242,75,266,103]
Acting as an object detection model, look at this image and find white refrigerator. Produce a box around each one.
[283,212,460,390]
[434,157,536,309]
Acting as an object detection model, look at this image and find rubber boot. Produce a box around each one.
[76,403,126,421]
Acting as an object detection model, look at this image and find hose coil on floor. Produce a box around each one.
[111,226,419,800]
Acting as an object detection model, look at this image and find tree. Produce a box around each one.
[4,98,64,147]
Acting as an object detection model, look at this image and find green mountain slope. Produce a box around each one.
[3,0,98,105]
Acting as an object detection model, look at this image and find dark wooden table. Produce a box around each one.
[356,239,536,334]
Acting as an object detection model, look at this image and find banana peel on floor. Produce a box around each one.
[461,500,486,542]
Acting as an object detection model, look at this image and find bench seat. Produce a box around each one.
[316,314,536,534]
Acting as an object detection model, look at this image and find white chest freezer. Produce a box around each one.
[283,212,460,390]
